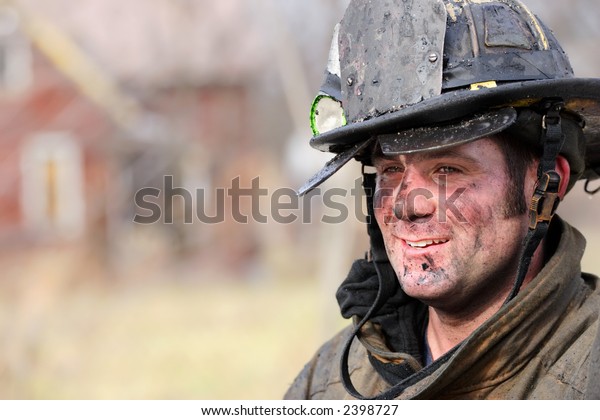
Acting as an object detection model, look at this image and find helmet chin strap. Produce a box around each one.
[504,100,566,303]
[339,173,401,399]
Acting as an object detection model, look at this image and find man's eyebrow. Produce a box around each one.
[373,148,481,165]
[371,154,396,165]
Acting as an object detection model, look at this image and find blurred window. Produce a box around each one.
[20,132,85,239]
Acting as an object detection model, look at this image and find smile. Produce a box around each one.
[405,239,448,249]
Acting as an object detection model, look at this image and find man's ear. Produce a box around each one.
[555,155,570,199]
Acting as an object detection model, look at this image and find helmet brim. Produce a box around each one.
[377,107,518,156]
[298,78,600,195]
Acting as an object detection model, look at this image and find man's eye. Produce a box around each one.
[437,166,460,174]
[382,165,404,174]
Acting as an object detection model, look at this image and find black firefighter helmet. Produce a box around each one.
[299,0,600,196]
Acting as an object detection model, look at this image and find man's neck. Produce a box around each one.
[425,240,547,361]
[425,300,503,360]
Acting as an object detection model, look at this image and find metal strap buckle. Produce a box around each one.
[529,171,561,230]
[541,114,561,130]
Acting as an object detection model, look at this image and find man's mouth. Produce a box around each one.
[405,239,448,249]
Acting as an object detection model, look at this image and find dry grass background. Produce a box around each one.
[0,249,350,399]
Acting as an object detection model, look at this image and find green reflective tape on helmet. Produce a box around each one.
[310,94,346,136]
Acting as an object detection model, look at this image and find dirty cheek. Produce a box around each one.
[373,186,387,206]
[374,184,402,226]
[373,186,393,213]
[450,187,502,257]
[447,184,492,226]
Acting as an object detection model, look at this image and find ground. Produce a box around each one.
[0,270,346,399]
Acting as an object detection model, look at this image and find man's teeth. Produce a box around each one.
[406,239,448,248]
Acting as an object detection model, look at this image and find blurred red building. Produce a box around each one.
[0,3,117,248]
[0,0,268,279]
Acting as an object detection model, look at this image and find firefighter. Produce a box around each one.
[285,0,600,399]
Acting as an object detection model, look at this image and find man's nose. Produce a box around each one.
[393,169,436,222]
